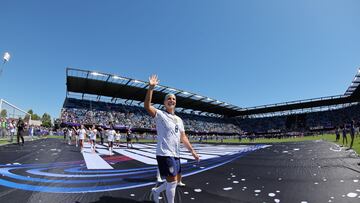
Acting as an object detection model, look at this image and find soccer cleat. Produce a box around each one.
[151,188,160,203]
[177,181,186,187]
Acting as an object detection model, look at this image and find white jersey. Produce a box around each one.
[10,123,15,133]
[78,129,86,140]
[154,109,185,158]
[115,132,121,141]
[89,129,97,140]
[107,129,116,142]
[67,129,72,137]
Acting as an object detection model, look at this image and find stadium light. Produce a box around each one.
[182,91,190,95]
[206,98,213,101]
[133,79,144,84]
[194,95,203,99]
[167,88,177,92]
[1,52,11,75]
[90,72,106,77]
[3,52,10,62]
[112,75,126,80]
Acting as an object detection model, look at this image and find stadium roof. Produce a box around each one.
[66,68,360,117]
[240,68,360,116]
[66,68,242,117]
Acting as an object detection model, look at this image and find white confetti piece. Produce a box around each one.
[347,193,357,198]
[194,189,202,193]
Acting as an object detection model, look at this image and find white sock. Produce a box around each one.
[166,181,177,203]
[156,170,162,181]
[154,182,167,193]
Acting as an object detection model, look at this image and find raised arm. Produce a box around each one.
[144,75,159,118]
[180,132,200,161]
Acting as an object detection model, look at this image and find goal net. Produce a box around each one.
[0,99,30,121]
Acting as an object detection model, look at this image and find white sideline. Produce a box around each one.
[82,144,113,169]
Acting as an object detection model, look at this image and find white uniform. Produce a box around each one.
[90,129,97,140]
[78,129,86,140]
[67,129,73,138]
[67,129,72,144]
[10,123,15,133]
[115,132,121,141]
[154,109,185,158]
[107,129,115,142]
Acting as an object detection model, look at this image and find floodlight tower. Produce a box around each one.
[1,52,11,76]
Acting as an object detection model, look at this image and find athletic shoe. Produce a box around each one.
[177,181,186,187]
[151,188,160,203]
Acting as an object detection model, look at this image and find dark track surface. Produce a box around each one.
[0,138,359,203]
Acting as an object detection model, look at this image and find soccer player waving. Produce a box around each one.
[144,75,200,203]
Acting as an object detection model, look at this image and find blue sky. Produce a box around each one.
[0,0,360,119]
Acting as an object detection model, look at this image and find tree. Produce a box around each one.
[27,109,40,120]
[41,113,52,128]
[32,114,41,120]
[1,109,7,118]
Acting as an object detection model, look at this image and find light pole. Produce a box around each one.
[1,52,11,75]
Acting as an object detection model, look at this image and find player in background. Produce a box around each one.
[17,118,25,146]
[67,127,73,145]
[341,125,348,147]
[107,124,116,155]
[63,127,68,144]
[73,126,79,147]
[9,120,15,143]
[89,125,97,152]
[115,130,121,148]
[126,129,133,149]
[348,120,356,150]
[78,125,86,153]
[335,126,340,142]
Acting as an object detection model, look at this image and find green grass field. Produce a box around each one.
[45,134,360,154]
[0,140,8,145]
[199,134,360,154]
[0,139,17,145]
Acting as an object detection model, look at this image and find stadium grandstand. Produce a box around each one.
[61,67,360,137]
